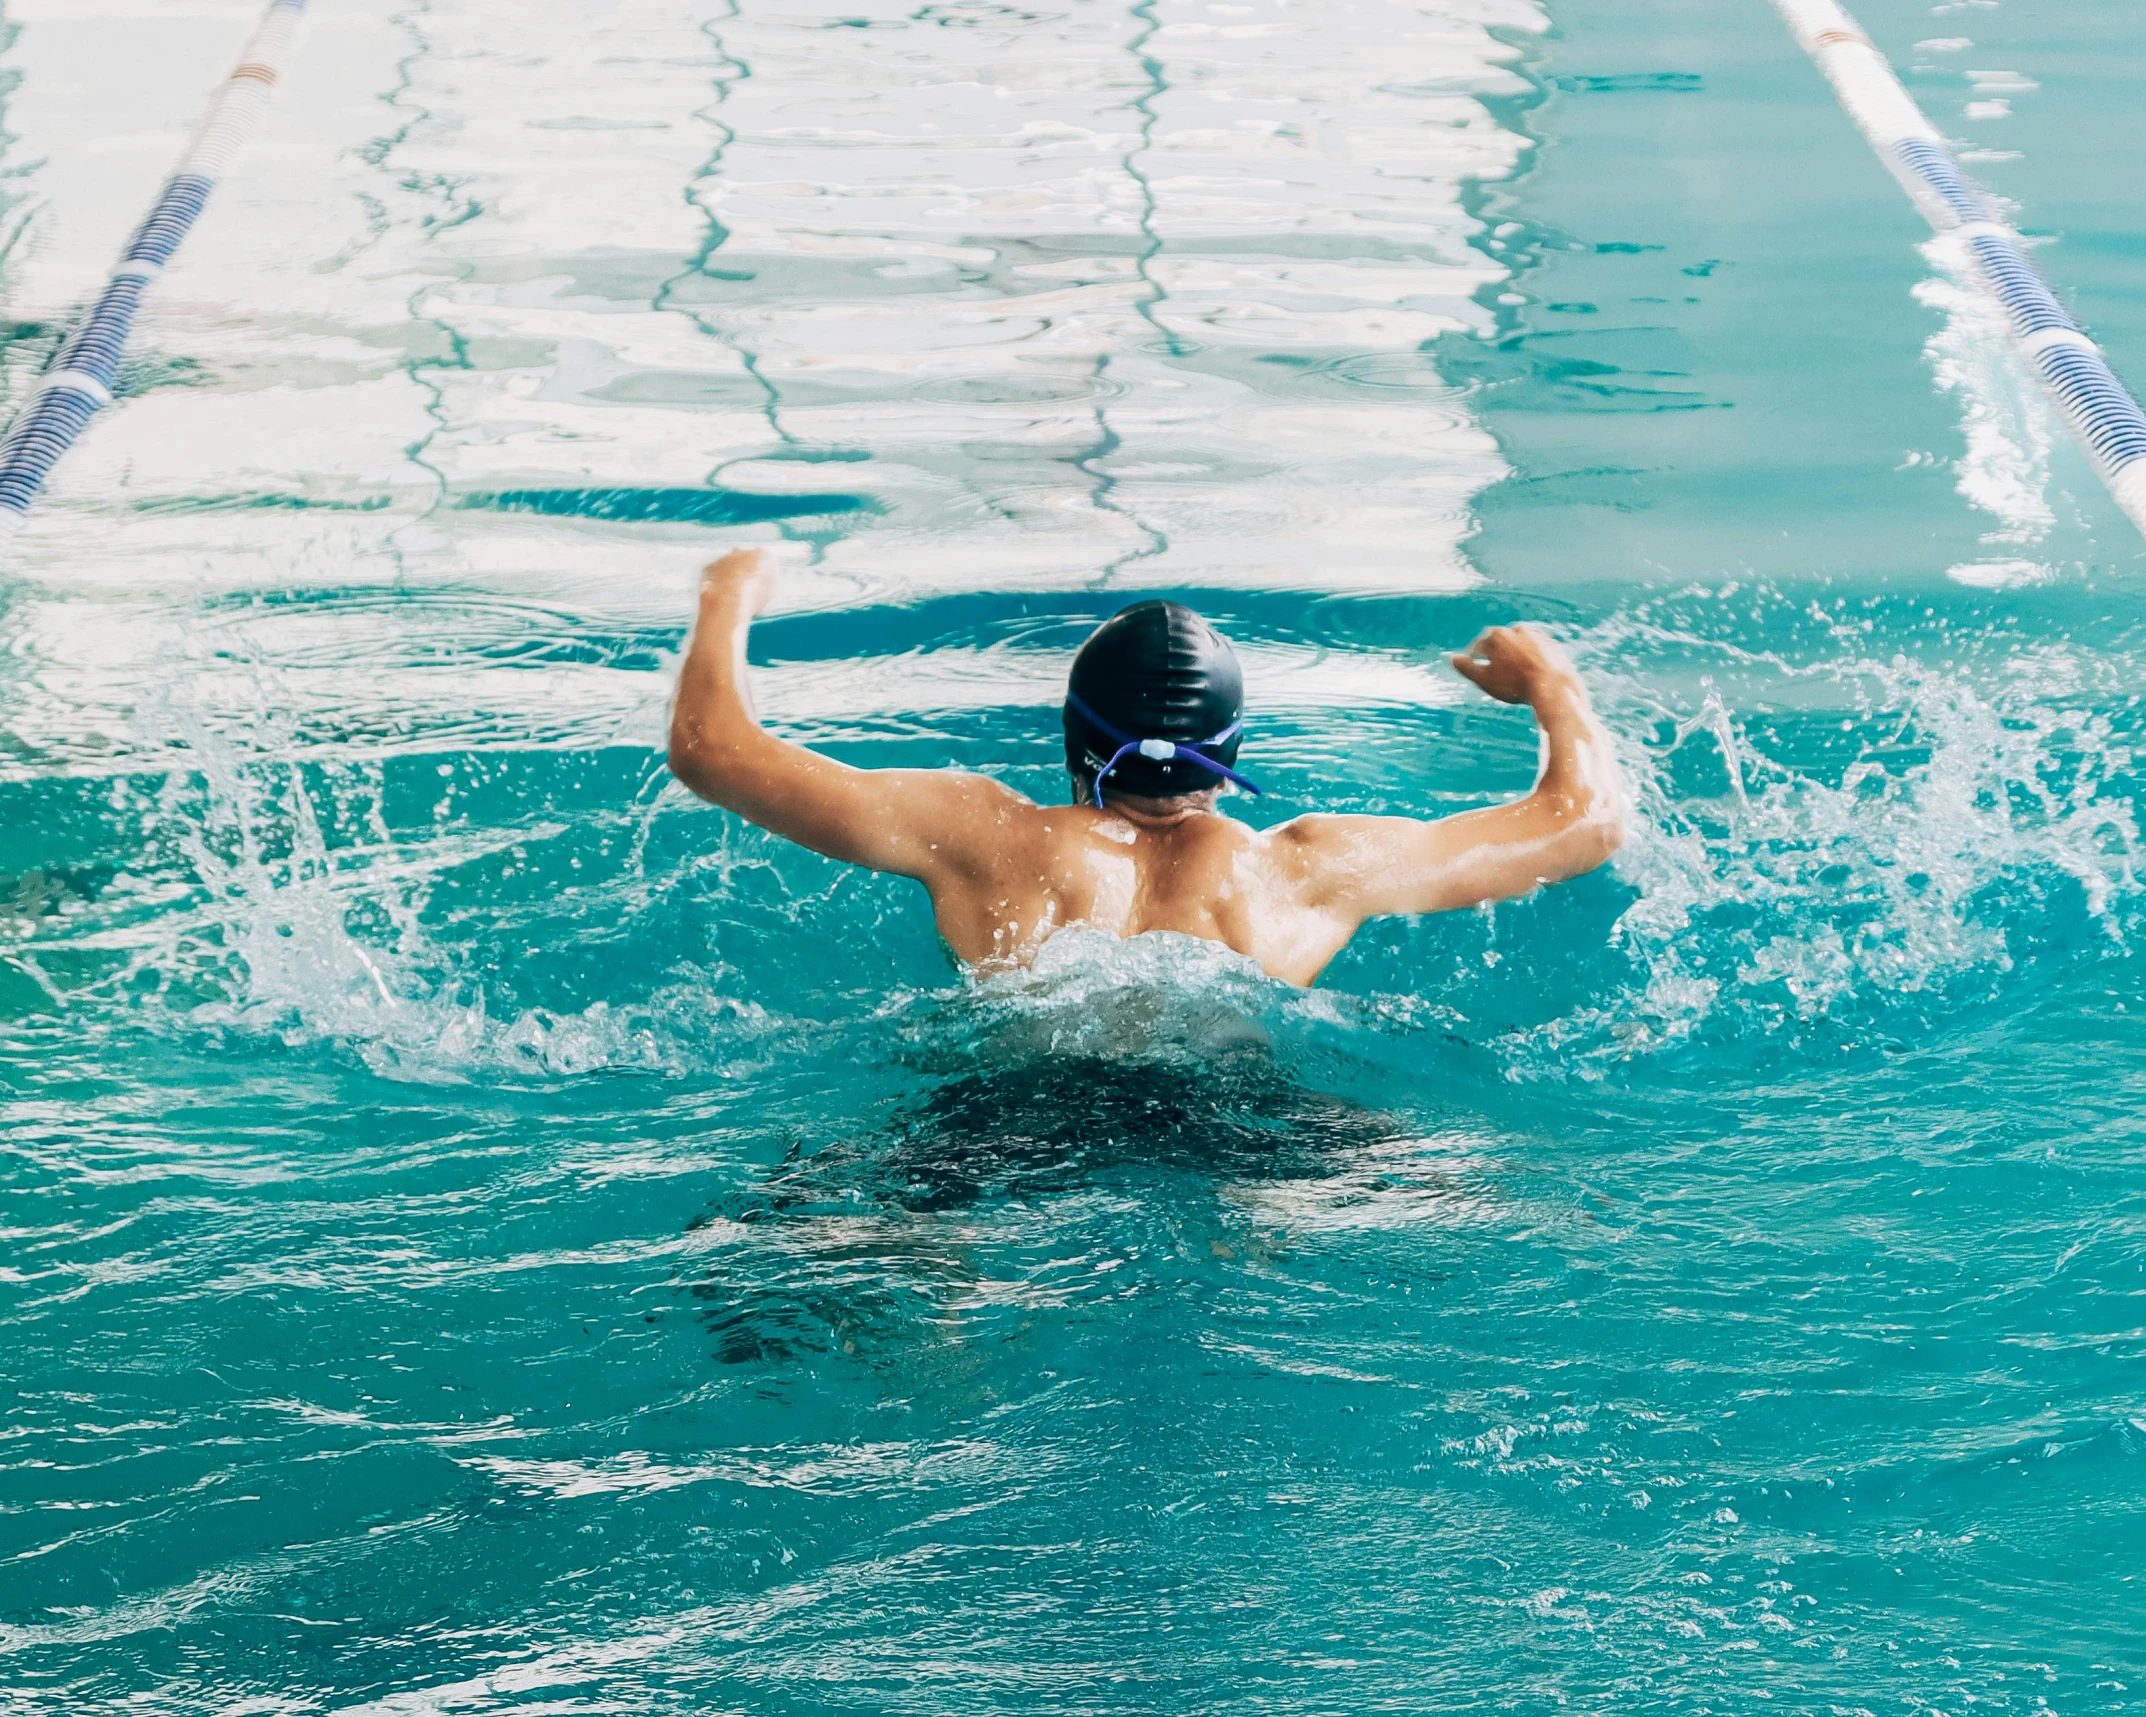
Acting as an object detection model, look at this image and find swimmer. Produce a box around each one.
[668,548,1625,986]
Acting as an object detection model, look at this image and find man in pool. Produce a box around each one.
[668,548,1625,987]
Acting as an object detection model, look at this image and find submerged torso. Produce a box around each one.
[925,798,1352,987]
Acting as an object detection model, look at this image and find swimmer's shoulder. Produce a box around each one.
[1254,812,1386,891]
[917,771,1096,869]
[1260,811,1352,860]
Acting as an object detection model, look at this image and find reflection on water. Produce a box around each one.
[0,0,1529,779]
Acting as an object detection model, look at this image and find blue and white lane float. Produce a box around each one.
[0,0,307,536]
[1772,0,2146,538]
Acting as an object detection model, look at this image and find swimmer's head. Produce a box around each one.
[1062,600,1253,805]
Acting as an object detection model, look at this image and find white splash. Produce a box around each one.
[1503,611,2144,1071]
[1914,235,2058,548]
[1946,557,2049,589]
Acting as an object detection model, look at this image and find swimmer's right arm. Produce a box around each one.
[667,549,1024,882]
[1281,625,1626,927]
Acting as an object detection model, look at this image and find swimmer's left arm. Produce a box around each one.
[668,549,1026,883]
[1279,625,1626,926]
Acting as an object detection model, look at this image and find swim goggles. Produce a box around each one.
[1066,691,1265,808]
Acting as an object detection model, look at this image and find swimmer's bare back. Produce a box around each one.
[667,549,1626,987]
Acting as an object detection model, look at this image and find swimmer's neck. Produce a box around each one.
[1075,779,1223,831]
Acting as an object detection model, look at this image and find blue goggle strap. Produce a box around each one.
[1066,691,1264,808]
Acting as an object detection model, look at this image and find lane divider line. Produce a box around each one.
[1771,0,2146,537]
[0,0,306,536]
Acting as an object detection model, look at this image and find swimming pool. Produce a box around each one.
[4,0,2144,1706]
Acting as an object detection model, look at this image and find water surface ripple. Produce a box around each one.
[3,0,2146,1710]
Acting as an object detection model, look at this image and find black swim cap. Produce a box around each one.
[1063,600,1246,799]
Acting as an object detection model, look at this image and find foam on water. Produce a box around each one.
[1915,233,2058,552]
[1521,605,2142,1063]
[153,786,791,1089]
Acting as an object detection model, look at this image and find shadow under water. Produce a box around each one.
[681,1052,1438,1370]
[867,1052,1418,1210]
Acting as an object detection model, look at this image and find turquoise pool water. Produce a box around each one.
[5,0,2146,1708]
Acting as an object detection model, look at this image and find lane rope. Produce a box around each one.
[0,0,306,536]
[1772,0,2146,537]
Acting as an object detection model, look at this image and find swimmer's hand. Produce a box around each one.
[699,546,777,615]
[1448,624,1575,706]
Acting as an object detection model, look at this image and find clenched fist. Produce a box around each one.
[699,547,777,616]
[1448,624,1577,708]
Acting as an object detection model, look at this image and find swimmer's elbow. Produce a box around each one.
[669,714,837,830]
[1535,728,1626,881]
[1571,808,1624,875]
[667,733,712,799]
[667,719,754,804]
[1542,786,1625,880]
[666,707,716,798]
[669,652,802,809]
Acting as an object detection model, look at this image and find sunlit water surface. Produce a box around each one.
[4,0,2146,1709]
